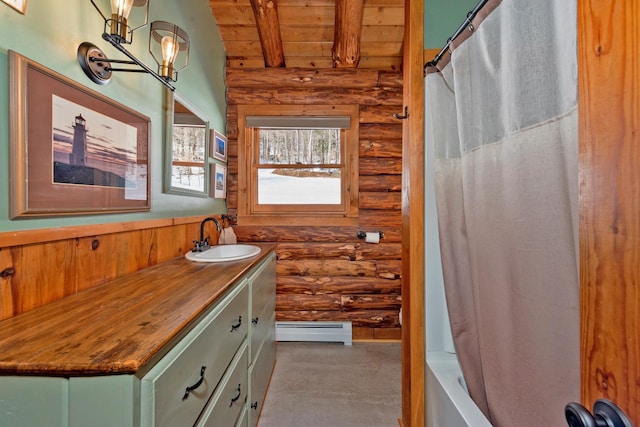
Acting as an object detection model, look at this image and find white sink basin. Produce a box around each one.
[185,244,261,263]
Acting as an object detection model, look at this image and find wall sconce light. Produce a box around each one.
[77,0,190,91]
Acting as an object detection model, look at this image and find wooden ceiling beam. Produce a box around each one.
[249,0,286,67]
[332,0,365,68]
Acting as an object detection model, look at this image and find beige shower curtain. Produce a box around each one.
[425,0,579,425]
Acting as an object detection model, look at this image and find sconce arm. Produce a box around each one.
[101,33,176,91]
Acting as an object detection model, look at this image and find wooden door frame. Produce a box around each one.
[401,0,425,426]
[578,0,639,422]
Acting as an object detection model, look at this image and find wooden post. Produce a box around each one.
[249,0,286,67]
[332,0,364,68]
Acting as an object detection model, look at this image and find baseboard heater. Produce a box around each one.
[275,321,352,345]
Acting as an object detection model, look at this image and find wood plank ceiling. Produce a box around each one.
[208,0,405,70]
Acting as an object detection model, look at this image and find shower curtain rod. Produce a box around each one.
[423,0,489,72]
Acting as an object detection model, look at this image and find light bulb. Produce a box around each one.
[150,21,190,81]
[161,35,179,64]
[110,0,135,19]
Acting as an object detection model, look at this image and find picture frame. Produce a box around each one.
[8,50,151,218]
[211,129,227,162]
[1,0,26,14]
[212,163,227,199]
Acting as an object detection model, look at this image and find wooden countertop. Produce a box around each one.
[0,244,276,377]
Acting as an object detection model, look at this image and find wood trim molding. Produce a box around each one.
[402,0,425,425]
[0,215,207,248]
[578,0,640,421]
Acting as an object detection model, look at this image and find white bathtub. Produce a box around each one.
[426,352,493,427]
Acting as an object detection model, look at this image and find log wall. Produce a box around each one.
[225,67,403,339]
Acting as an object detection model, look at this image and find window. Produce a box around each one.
[238,105,359,225]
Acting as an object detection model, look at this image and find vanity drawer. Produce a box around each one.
[141,282,248,427]
[196,342,248,427]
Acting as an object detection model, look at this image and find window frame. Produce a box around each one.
[237,104,359,226]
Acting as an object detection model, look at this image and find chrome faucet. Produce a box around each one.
[192,217,221,252]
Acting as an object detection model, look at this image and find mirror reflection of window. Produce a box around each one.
[169,98,208,194]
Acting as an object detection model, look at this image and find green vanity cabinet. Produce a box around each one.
[0,248,277,427]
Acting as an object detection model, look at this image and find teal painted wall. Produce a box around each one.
[0,0,227,232]
[424,0,479,49]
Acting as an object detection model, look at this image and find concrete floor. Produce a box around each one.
[257,341,401,427]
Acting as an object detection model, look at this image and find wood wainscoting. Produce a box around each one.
[0,216,214,320]
[225,67,403,339]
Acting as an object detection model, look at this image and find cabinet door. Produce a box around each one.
[249,253,276,364]
[248,318,277,427]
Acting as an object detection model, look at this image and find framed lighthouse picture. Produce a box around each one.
[8,50,151,218]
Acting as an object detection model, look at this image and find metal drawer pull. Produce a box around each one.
[252,317,259,325]
[229,384,242,407]
[182,366,206,401]
[230,316,242,332]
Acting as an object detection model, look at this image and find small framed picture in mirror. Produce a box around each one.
[211,129,227,162]
[212,163,227,199]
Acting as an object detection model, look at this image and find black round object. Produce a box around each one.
[77,42,112,85]
[565,402,598,427]
[593,399,633,427]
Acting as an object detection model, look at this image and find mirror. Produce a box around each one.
[164,90,210,197]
